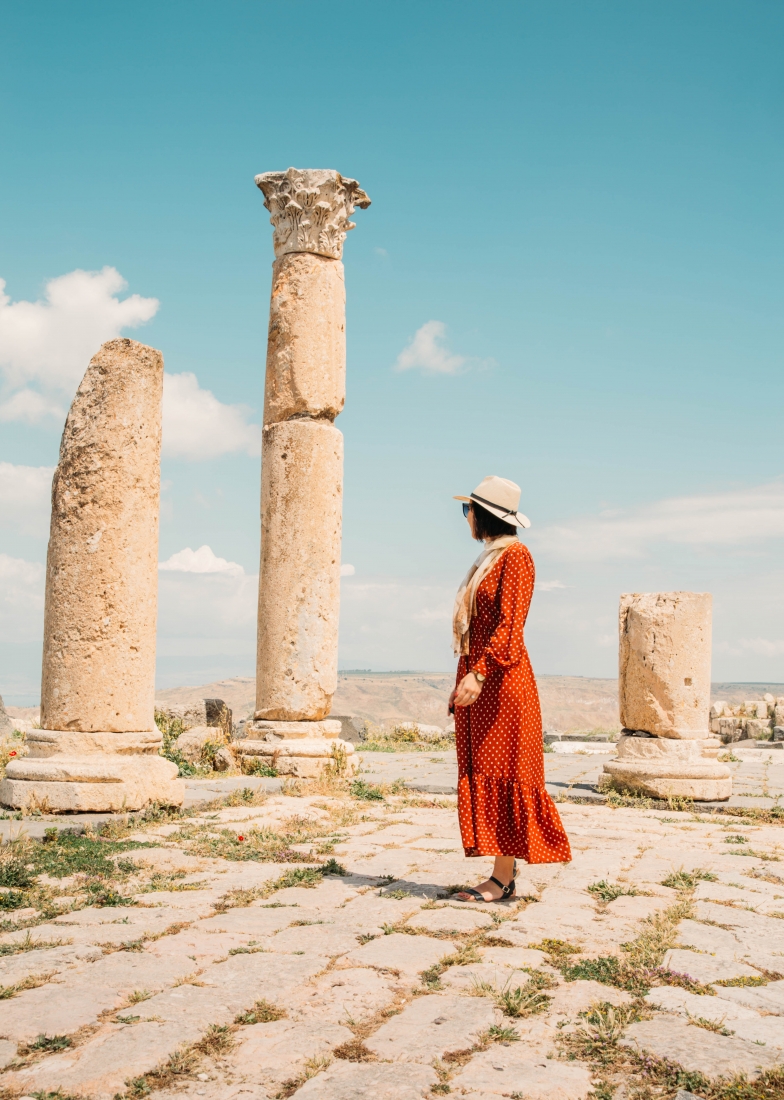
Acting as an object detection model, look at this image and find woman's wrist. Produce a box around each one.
[470,669,486,683]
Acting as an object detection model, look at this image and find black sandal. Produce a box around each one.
[455,861,517,903]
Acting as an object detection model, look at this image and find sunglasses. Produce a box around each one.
[462,503,470,518]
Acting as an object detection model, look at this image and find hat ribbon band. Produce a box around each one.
[470,492,517,518]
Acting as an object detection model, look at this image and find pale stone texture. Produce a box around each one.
[294,1061,437,1099]
[254,167,369,758]
[621,1015,782,1076]
[255,419,343,721]
[603,591,731,801]
[264,253,346,423]
[226,1019,354,1091]
[618,591,712,738]
[365,993,499,1063]
[0,340,181,812]
[342,931,456,978]
[454,1046,594,1098]
[603,734,731,800]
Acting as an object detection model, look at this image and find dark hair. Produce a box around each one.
[471,502,517,540]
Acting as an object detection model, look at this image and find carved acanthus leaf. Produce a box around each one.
[255,167,371,260]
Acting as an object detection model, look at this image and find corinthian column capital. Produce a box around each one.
[255,167,371,260]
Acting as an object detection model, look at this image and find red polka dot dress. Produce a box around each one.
[455,542,572,863]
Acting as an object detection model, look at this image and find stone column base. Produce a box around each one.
[0,730,183,812]
[238,720,358,778]
[602,734,731,801]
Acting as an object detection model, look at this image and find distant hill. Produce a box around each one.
[152,673,784,733]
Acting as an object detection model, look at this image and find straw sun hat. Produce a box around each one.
[454,475,531,529]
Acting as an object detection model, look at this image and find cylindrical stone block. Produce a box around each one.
[255,419,343,721]
[619,591,712,740]
[264,253,346,424]
[40,339,163,734]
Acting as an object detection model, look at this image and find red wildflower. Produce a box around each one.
[8,751,16,757]
[237,835,245,842]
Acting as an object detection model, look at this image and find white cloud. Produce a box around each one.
[0,390,66,424]
[535,481,784,562]
[0,462,55,537]
[0,268,158,396]
[538,580,568,591]
[0,554,45,642]
[159,545,245,577]
[162,373,261,460]
[340,563,356,576]
[394,321,467,375]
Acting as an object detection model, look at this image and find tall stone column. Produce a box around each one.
[240,168,370,777]
[602,591,731,801]
[0,339,183,811]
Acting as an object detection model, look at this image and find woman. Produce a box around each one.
[449,476,571,903]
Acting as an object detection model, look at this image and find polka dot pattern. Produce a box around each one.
[454,542,572,865]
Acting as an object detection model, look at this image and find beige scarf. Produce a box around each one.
[452,535,518,656]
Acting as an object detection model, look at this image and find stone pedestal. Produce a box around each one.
[0,339,182,811]
[238,720,358,778]
[603,734,731,801]
[253,168,369,742]
[602,590,730,802]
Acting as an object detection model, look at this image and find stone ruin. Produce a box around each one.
[234,168,370,779]
[0,339,182,811]
[711,695,784,743]
[0,168,369,811]
[602,591,732,801]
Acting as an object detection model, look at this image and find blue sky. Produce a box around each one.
[1,1,783,702]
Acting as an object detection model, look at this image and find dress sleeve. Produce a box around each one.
[471,545,534,677]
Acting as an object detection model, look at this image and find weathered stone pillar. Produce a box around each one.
[240,168,370,776]
[602,592,731,801]
[0,339,183,811]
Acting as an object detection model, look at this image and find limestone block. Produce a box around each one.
[264,253,346,424]
[294,1061,437,1100]
[245,719,343,740]
[775,706,784,726]
[173,726,226,763]
[256,419,342,721]
[156,698,230,729]
[602,734,731,801]
[41,339,162,734]
[0,729,182,811]
[619,592,712,739]
[774,726,784,742]
[453,1047,593,1099]
[745,718,773,739]
[240,736,354,758]
[343,932,457,978]
[620,1016,781,1077]
[364,993,499,1063]
[718,717,745,743]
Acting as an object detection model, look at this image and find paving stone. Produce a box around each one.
[409,905,494,933]
[605,894,674,920]
[646,985,761,1022]
[293,1060,437,1098]
[441,962,533,993]
[342,931,456,978]
[264,879,359,908]
[267,922,361,955]
[714,979,784,1015]
[193,906,315,936]
[453,1044,594,1098]
[365,992,499,1062]
[0,1039,16,1068]
[549,979,632,1017]
[675,918,741,954]
[663,949,761,984]
[5,953,327,1098]
[288,966,394,1022]
[0,949,197,1043]
[695,901,784,951]
[621,1016,782,1077]
[226,1018,354,1089]
[145,928,255,966]
[480,946,547,969]
[337,893,426,935]
[0,943,103,985]
[379,877,449,899]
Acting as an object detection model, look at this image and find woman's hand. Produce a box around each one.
[453,671,484,708]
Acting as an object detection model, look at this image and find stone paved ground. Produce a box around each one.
[0,768,783,1100]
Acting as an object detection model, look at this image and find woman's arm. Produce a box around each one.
[470,545,534,678]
